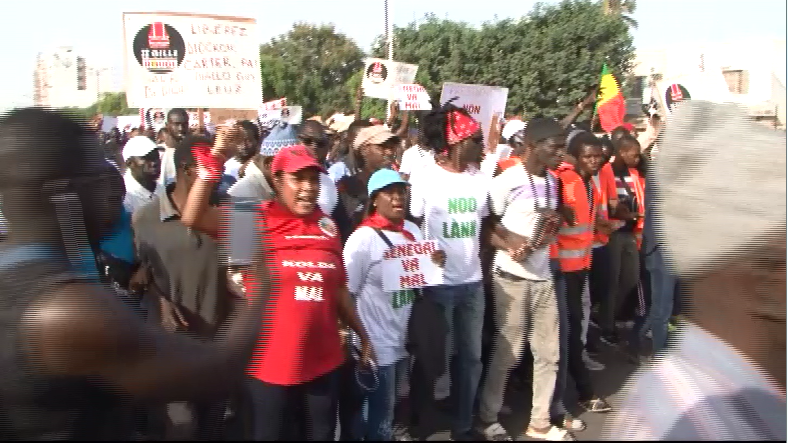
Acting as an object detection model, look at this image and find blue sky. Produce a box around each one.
[1,0,785,109]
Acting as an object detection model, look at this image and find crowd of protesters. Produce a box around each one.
[0,93,784,442]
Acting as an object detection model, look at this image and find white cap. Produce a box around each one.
[502,119,527,141]
[122,136,158,162]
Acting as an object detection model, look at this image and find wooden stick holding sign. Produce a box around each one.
[381,240,444,292]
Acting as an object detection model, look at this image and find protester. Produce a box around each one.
[328,120,373,183]
[479,118,571,442]
[297,120,340,216]
[121,136,161,214]
[600,135,644,346]
[241,146,374,441]
[0,109,271,440]
[343,168,446,441]
[399,126,434,182]
[554,131,613,413]
[604,100,786,440]
[158,108,190,189]
[408,101,490,441]
[334,125,398,241]
[224,120,261,180]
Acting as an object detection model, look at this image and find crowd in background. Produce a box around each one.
[0,95,784,442]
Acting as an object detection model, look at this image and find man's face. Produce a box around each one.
[299,124,330,164]
[166,113,189,141]
[362,141,396,170]
[535,136,566,171]
[128,150,161,184]
[577,144,604,176]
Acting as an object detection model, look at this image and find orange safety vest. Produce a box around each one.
[498,157,520,172]
[628,167,646,249]
[591,163,617,246]
[555,167,598,272]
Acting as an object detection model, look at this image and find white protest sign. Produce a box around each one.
[123,12,262,109]
[117,115,143,131]
[440,82,509,146]
[261,97,287,111]
[396,84,432,111]
[186,111,211,126]
[257,109,282,126]
[101,117,118,132]
[281,106,303,124]
[362,58,419,100]
[381,240,444,292]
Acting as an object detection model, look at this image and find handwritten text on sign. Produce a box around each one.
[395,84,432,111]
[381,240,443,292]
[123,12,262,109]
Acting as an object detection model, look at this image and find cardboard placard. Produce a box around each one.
[258,105,303,126]
[381,240,444,292]
[439,82,509,146]
[123,12,262,109]
[257,109,282,126]
[362,58,419,100]
[261,97,287,111]
[395,84,432,111]
[209,108,258,124]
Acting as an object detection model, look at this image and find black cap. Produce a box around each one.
[524,118,565,145]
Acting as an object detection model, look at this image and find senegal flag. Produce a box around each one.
[595,64,626,132]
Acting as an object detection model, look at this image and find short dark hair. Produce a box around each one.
[611,126,631,142]
[567,131,602,159]
[173,134,211,171]
[238,120,261,145]
[167,108,188,122]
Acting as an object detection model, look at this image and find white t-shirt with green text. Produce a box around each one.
[409,162,490,286]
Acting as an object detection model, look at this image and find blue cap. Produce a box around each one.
[367,168,408,196]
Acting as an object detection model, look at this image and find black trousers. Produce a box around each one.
[247,369,340,441]
[409,358,439,440]
[562,270,594,402]
[589,245,610,312]
[338,358,365,441]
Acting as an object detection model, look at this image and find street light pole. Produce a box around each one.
[385,0,394,121]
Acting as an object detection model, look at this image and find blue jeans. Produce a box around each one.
[355,358,409,441]
[423,281,485,436]
[645,249,679,353]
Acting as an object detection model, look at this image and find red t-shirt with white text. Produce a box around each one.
[245,200,346,386]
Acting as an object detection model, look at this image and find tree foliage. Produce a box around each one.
[259,23,364,117]
[370,0,634,119]
[86,92,137,116]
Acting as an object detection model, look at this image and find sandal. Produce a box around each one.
[526,425,576,441]
[580,397,613,413]
[552,415,587,432]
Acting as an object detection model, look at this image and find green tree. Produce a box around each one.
[368,1,634,119]
[88,92,137,116]
[603,0,638,29]
[260,23,365,117]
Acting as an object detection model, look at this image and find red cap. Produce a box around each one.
[271,145,326,175]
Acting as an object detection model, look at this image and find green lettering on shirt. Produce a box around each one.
[442,219,477,239]
[447,197,478,214]
[392,289,416,309]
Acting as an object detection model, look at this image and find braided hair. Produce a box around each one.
[420,98,473,154]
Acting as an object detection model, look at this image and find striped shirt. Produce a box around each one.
[603,322,786,440]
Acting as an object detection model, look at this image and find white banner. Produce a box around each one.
[439,82,509,146]
[186,111,211,126]
[123,12,262,109]
[117,115,143,131]
[381,240,444,292]
[257,109,282,127]
[261,97,287,111]
[395,84,432,111]
[362,58,419,100]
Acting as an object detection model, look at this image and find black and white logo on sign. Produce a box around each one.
[133,22,186,74]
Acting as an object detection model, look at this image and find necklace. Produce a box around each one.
[524,165,552,210]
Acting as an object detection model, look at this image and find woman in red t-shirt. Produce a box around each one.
[180,132,375,441]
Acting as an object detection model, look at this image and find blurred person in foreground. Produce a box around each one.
[0,109,271,440]
[602,101,786,440]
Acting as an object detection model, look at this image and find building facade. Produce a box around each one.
[627,38,786,128]
[33,46,119,109]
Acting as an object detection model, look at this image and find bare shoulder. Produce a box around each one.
[20,282,147,376]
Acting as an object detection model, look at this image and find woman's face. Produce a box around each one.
[276,167,320,216]
[373,183,408,221]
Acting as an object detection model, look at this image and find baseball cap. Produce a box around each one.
[367,168,409,196]
[354,126,399,150]
[122,136,158,162]
[502,119,527,141]
[524,118,566,145]
[271,145,327,175]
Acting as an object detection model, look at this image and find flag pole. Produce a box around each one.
[590,64,603,133]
